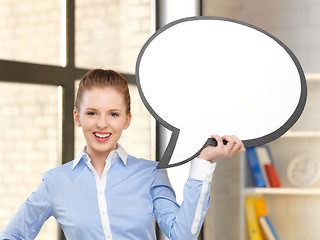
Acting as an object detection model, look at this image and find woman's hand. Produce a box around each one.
[197,135,245,163]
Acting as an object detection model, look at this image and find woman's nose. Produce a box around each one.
[97,116,108,129]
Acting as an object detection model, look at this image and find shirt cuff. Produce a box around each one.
[189,158,216,181]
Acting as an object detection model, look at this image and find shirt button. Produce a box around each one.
[206,174,211,180]
[107,235,112,239]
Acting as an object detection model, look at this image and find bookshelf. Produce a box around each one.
[240,74,320,240]
[244,187,320,196]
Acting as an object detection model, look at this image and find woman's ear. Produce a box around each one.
[123,113,132,130]
[73,108,81,127]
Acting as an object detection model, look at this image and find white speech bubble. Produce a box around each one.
[136,16,307,168]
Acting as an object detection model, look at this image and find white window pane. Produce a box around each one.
[0,82,60,240]
[75,0,151,74]
[0,0,62,66]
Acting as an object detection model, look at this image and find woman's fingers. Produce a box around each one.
[219,135,245,158]
[230,135,245,152]
[198,134,245,163]
[211,134,223,148]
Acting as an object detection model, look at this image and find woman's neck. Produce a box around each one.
[86,148,113,179]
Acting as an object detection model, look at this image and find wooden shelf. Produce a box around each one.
[244,187,320,195]
[306,73,320,83]
[283,131,320,138]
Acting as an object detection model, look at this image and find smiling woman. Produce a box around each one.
[73,70,132,178]
[73,79,153,168]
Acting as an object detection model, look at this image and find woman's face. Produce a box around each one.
[73,86,131,157]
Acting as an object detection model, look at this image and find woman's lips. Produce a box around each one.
[93,132,111,142]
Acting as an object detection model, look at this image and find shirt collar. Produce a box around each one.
[72,144,128,170]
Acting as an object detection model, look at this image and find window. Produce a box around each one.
[0,0,152,239]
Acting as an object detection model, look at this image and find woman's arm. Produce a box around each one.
[152,135,245,240]
[0,173,53,240]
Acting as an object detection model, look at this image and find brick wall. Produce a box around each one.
[0,0,61,65]
[76,0,151,74]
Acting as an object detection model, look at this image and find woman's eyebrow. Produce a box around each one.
[85,108,97,111]
[85,108,122,112]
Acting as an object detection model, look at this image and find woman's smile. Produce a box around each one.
[93,131,112,142]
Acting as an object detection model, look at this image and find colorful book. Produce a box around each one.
[246,147,267,187]
[245,198,264,240]
[265,164,281,187]
[259,216,279,240]
[253,197,268,217]
[255,146,274,187]
[250,197,279,240]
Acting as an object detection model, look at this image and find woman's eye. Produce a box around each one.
[87,112,96,116]
[110,113,119,117]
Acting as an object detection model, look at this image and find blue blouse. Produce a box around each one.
[0,146,215,240]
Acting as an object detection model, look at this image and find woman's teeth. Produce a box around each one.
[94,133,111,139]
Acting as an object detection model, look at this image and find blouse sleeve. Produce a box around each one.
[0,172,53,240]
[151,158,216,240]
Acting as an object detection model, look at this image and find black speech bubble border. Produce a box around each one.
[135,16,307,169]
